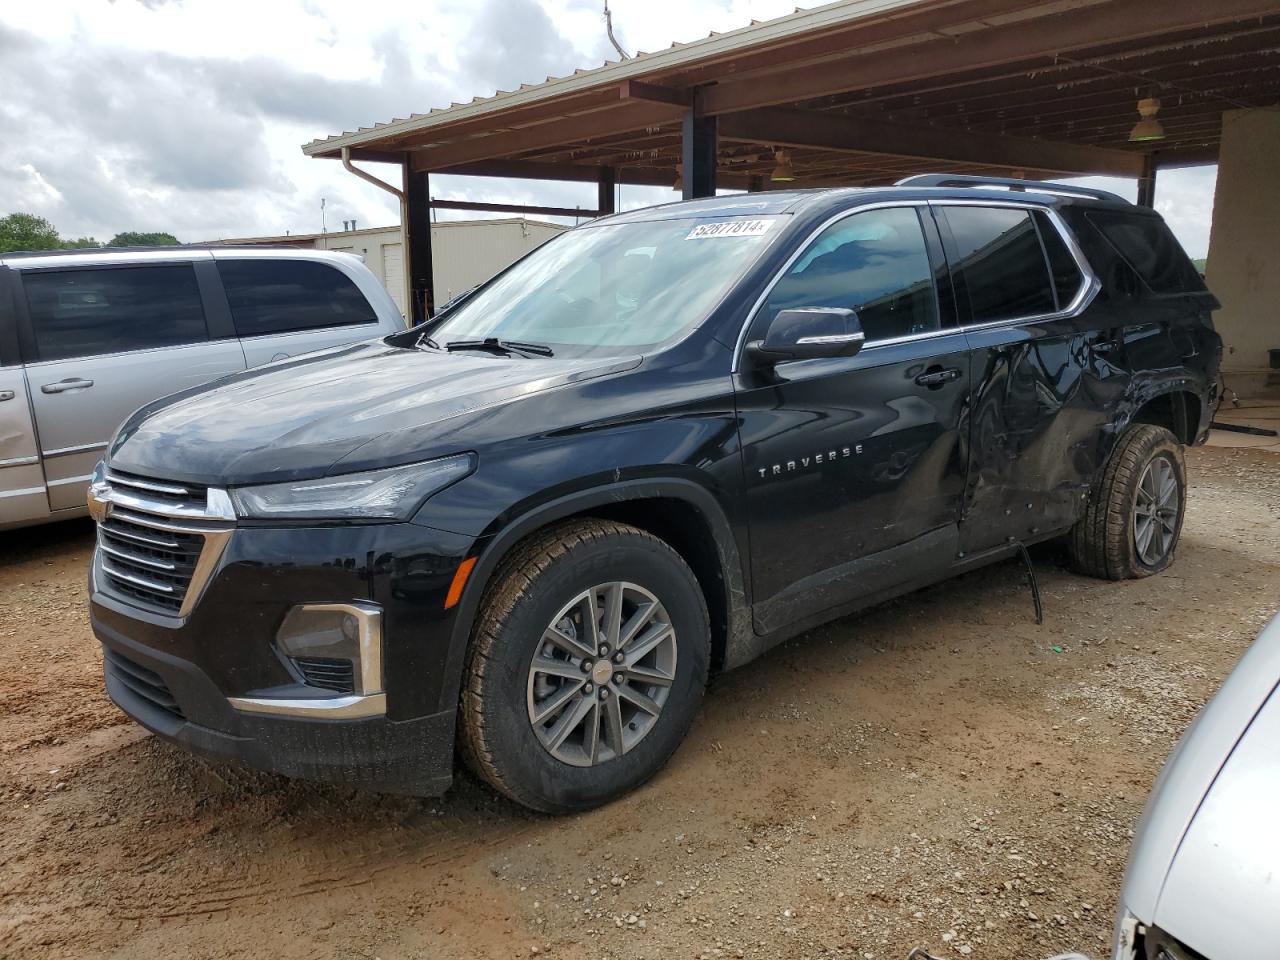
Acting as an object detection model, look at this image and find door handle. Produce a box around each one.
[41,378,95,394]
[1093,340,1119,356]
[0,390,13,402]
[915,367,961,388]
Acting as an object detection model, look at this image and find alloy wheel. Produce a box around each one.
[526,581,677,767]
[1134,455,1180,566]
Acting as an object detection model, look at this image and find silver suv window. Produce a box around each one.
[218,259,376,336]
[23,264,210,361]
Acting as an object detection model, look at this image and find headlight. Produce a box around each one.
[230,454,474,521]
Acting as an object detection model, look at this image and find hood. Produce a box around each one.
[108,340,638,485]
[1152,683,1280,958]
[1119,613,1280,953]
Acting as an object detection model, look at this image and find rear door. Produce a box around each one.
[18,260,245,509]
[0,265,47,526]
[935,202,1115,553]
[213,256,386,367]
[735,204,971,634]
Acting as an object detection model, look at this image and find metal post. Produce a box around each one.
[681,110,717,200]
[406,170,434,322]
[598,167,617,215]
[1137,153,1158,208]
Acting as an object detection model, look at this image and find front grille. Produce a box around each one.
[99,514,205,613]
[104,649,185,720]
[92,468,234,618]
[292,657,356,693]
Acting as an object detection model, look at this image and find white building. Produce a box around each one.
[211,218,567,318]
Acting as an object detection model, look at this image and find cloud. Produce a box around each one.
[0,0,1219,252]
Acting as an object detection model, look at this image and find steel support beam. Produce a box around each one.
[719,106,1146,178]
[405,170,434,322]
[682,111,717,200]
[1137,154,1158,208]
[597,166,617,215]
[429,199,597,219]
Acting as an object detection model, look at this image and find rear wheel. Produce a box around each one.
[1069,423,1186,580]
[459,519,710,813]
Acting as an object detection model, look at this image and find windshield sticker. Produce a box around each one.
[686,219,774,240]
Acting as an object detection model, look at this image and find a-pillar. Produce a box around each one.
[1205,107,1280,390]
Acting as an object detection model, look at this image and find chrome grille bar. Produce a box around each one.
[89,466,234,619]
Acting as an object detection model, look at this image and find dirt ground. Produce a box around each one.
[2,445,1278,960]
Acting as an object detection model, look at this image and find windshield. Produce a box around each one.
[425,215,784,356]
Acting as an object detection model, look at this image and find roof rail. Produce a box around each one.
[895,174,1129,205]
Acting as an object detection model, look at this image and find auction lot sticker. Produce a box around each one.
[686,219,774,240]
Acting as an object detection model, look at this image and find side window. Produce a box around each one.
[218,260,377,337]
[942,207,1056,323]
[1033,211,1086,310]
[22,265,210,362]
[1085,211,1207,295]
[762,207,939,343]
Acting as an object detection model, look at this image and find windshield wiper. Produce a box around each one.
[445,337,555,358]
[415,332,443,351]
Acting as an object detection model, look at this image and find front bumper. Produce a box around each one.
[90,515,478,796]
[99,618,455,795]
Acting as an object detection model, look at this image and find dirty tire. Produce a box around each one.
[459,519,710,814]
[1069,424,1186,580]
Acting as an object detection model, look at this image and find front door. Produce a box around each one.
[19,263,245,510]
[735,205,971,634]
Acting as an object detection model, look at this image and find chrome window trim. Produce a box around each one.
[0,455,39,468]
[731,198,1099,372]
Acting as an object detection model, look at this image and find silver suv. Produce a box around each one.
[0,246,406,530]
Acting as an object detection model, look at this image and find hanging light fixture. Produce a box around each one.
[1129,97,1165,143]
[672,163,684,192]
[770,148,796,183]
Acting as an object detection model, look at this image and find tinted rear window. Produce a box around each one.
[218,259,376,337]
[1086,211,1206,294]
[942,207,1056,323]
[1034,211,1086,310]
[23,265,209,362]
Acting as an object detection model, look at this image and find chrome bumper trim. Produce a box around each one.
[228,692,387,719]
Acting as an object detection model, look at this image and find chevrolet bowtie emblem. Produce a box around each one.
[87,482,113,523]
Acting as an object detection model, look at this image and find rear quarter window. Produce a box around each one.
[218,259,377,337]
[1085,211,1206,295]
[22,264,210,362]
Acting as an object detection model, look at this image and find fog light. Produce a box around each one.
[275,602,383,697]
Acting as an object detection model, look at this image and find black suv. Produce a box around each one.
[89,176,1220,813]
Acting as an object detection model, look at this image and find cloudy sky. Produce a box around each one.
[1,0,1217,254]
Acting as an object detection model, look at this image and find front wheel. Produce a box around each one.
[459,519,710,813]
[1069,423,1187,580]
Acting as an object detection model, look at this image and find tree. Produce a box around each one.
[108,231,180,247]
[62,237,103,249]
[0,212,62,253]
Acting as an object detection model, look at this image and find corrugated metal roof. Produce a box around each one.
[300,0,936,156]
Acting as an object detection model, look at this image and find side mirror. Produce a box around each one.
[745,307,865,365]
